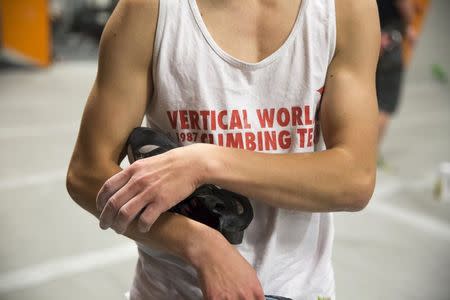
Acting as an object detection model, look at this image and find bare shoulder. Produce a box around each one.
[334,0,380,57]
[335,0,379,31]
[330,0,380,77]
[98,0,160,71]
[111,0,159,24]
[103,0,159,39]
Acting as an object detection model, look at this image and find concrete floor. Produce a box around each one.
[1,1,449,299]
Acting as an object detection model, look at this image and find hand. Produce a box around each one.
[193,236,265,300]
[96,144,207,233]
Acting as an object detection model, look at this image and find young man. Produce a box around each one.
[66,0,380,299]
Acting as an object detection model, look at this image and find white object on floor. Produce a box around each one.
[438,162,450,202]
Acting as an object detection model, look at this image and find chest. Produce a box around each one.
[195,0,302,63]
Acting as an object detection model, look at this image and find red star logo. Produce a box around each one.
[317,86,325,97]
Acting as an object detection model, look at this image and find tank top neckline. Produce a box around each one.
[188,0,309,70]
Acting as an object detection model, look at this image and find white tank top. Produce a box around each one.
[132,0,337,299]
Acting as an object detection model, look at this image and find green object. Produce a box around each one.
[377,155,391,172]
[433,179,442,200]
[431,64,448,83]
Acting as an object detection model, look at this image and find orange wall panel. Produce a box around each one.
[0,0,51,66]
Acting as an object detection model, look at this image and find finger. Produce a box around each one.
[138,202,163,233]
[96,168,132,211]
[113,190,156,233]
[98,178,141,230]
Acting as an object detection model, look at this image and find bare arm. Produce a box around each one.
[66,1,264,298]
[192,0,381,212]
[66,0,221,265]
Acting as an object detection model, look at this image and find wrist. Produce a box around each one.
[188,143,224,187]
[185,221,230,270]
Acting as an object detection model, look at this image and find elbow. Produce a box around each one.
[66,163,103,218]
[339,169,376,212]
[66,157,118,212]
[66,159,94,208]
[66,165,83,206]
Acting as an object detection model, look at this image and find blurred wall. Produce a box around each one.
[51,0,115,33]
[0,0,51,66]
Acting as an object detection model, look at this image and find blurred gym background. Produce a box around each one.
[0,0,449,299]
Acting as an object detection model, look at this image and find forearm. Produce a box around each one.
[66,161,225,267]
[201,144,374,212]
